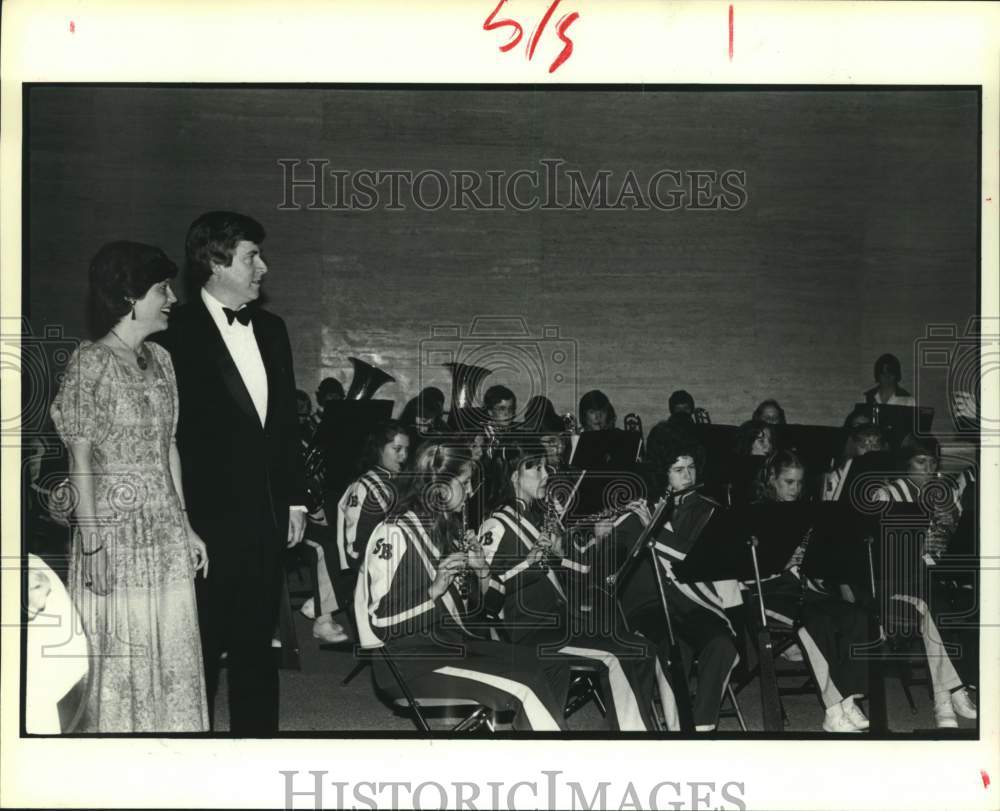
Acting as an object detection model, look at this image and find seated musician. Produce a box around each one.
[668,390,695,418]
[729,420,776,507]
[751,399,787,426]
[600,421,741,732]
[578,389,617,432]
[477,437,674,731]
[520,395,568,468]
[354,441,569,731]
[874,434,977,728]
[863,353,915,406]
[753,450,871,732]
[399,388,448,444]
[337,420,410,574]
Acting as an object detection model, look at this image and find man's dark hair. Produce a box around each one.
[484,385,516,411]
[185,210,266,289]
[668,390,695,415]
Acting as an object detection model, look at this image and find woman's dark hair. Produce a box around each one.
[843,406,872,429]
[488,435,549,512]
[578,389,616,429]
[389,441,476,552]
[643,419,705,496]
[87,241,178,338]
[185,210,266,289]
[399,390,444,427]
[752,398,787,425]
[735,420,775,456]
[757,449,805,502]
[898,433,939,468]
[360,419,408,472]
[522,395,562,433]
[873,353,903,384]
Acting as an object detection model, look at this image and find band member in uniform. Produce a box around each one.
[477,437,674,731]
[578,389,616,432]
[337,420,410,573]
[354,441,569,731]
[874,434,977,728]
[601,421,740,732]
[864,353,915,406]
[753,450,871,732]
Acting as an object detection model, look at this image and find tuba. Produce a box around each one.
[444,361,493,429]
[304,358,395,511]
[345,357,396,401]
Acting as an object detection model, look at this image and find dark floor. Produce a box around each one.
[213,607,978,737]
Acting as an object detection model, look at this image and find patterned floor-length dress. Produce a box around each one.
[51,341,208,732]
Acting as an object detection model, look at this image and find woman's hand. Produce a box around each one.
[465,539,490,580]
[526,544,549,566]
[188,528,209,578]
[81,543,111,596]
[429,552,468,599]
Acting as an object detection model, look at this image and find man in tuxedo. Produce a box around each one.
[157,211,306,735]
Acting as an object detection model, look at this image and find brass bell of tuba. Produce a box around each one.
[443,361,494,422]
[345,357,396,401]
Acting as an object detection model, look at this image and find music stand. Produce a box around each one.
[314,399,394,497]
[570,428,642,469]
[672,502,815,731]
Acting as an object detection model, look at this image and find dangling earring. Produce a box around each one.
[126,297,136,319]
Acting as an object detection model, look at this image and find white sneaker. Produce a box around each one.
[780,645,804,663]
[300,597,316,620]
[934,693,958,728]
[951,688,978,720]
[842,696,869,730]
[823,706,862,733]
[313,616,349,644]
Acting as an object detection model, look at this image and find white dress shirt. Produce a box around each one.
[202,287,268,426]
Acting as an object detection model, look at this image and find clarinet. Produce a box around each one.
[452,501,473,600]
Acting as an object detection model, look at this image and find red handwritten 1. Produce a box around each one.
[484,0,579,74]
[982,771,991,790]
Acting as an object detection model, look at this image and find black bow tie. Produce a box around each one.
[222,306,253,326]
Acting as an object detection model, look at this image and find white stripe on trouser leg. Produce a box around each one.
[431,666,561,731]
[890,595,963,693]
[702,650,740,731]
[796,626,843,708]
[558,646,646,731]
[305,539,339,613]
[654,657,680,731]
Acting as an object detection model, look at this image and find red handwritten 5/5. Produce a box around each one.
[483,0,580,74]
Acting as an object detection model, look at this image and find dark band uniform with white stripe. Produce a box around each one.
[611,492,740,730]
[354,510,570,731]
[336,465,395,571]
[479,500,675,731]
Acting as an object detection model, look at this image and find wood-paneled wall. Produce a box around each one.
[26,87,979,431]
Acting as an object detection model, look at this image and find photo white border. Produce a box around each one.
[2,2,998,809]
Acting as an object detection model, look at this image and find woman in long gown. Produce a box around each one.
[50,241,209,732]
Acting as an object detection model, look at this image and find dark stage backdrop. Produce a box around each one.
[26,87,978,431]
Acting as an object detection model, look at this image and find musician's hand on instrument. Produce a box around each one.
[627,499,652,527]
[465,540,490,579]
[430,552,468,599]
[526,545,548,566]
[594,518,615,542]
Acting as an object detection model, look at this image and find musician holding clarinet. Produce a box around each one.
[354,441,570,731]
[600,421,741,732]
[477,437,674,731]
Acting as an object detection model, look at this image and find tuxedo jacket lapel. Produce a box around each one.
[192,297,262,428]
[252,313,281,431]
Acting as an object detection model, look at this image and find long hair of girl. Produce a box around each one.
[488,436,549,514]
[390,441,476,550]
[756,448,804,503]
